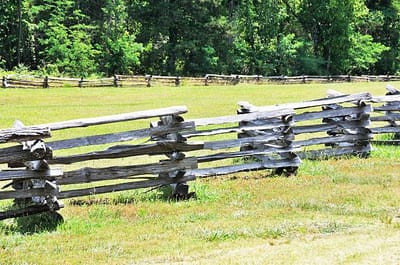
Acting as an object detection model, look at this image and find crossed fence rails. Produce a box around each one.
[1,86,400,220]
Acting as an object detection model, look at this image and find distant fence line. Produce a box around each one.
[2,74,400,88]
[1,86,400,220]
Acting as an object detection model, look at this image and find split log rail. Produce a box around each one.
[370,85,400,144]
[3,74,400,88]
[0,105,298,220]
[2,89,400,220]
[238,92,373,159]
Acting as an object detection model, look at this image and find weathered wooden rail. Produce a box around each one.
[3,74,400,88]
[0,106,190,219]
[238,91,373,160]
[369,85,400,144]
[187,107,299,178]
[0,104,297,220]
[3,88,400,220]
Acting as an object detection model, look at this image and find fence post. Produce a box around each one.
[153,114,195,199]
[175,76,180,87]
[205,75,209,86]
[237,102,299,176]
[43,76,49,88]
[146,75,152,87]
[384,86,400,139]
[3,122,64,220]
[322,100,372,158]
[231,75,240,85]
[113,75,120,87]
[2,76,8,88]
[78,77,84,87]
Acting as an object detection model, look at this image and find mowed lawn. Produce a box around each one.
[1,82,400,264]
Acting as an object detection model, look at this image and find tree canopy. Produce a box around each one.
[0,0,399,77]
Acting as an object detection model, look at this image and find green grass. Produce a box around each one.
[1,82,400,264]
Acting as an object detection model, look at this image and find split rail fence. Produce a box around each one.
[2,88,400,220]
[3,74,400,88]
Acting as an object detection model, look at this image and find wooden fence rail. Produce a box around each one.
[0,104,297,220]
[3,74,400,88]
[369,85,400,144]
[238,92,372,160]
[0,106,193,219]
[3,88,400,220]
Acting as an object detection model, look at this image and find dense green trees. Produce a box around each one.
[298,0,389,74]
[0,0,399,77]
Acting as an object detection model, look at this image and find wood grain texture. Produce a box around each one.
[34,106,188,130]
[0,168,63,181]
[58,158,197,185]
[48,122,195,150]
[0,127,51,143]
[50,142,204,164]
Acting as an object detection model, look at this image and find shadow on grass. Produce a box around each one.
[1,202,64,235]
[12,211,64,234]
[0,211,64,235]
[67,185,189,206]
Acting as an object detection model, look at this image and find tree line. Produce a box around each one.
[0,0,399,77]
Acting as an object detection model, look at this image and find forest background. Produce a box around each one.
[0,0,399,78]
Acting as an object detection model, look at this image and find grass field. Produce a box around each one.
[1,82,400,264]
